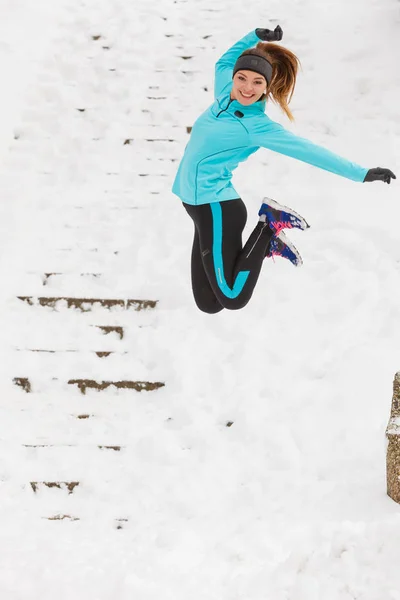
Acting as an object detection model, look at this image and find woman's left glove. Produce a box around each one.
[363,167,396,184]
[255,25,283,42]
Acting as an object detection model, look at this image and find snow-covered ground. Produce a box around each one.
[1,0,400,597]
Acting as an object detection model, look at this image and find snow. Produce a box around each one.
[1,0,400,597]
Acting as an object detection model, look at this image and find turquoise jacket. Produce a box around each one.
[172,30,368,206]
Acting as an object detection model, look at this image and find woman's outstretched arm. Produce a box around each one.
[214,26,283,98]
[249,118,370,182]
[214,31,260,98]
[213,27,281,99]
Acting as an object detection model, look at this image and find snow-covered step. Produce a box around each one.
[18,206,151,225]
[10,138,182,167]
[33,216,155,236]
[2,446,129,480]
[2,479,129,524]
[0,412,134,443]
[11,248,136,272]
[20,202,153,217]
[10,333,166,380]
[2,392,172,429]
[15,273,155,296]
[4,435,181,479]
[1,403,173,444]
[5,153,177,180]
[12,125,188,143]
[10,310,157,341]
[12,351,161,379]
[12,323,153,350]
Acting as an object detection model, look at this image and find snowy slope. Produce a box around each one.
[1,0,400,598]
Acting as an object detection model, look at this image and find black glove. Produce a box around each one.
[363,167,396,184]
[255,25,283,42]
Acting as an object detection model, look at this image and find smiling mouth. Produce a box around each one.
[240,91,254,99]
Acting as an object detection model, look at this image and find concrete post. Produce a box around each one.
[386,372,400,503]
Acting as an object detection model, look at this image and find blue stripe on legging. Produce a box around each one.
[210,202,250,299]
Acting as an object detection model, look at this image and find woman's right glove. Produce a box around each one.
[364,167,396,184]
[255,25,283,42]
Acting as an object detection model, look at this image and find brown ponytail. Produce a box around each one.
[241,42,301,121]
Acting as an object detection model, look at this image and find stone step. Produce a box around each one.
[15,348,128,358]
[24,445,124,451]
[46,515,80,522]
[43,516,129,527]
[68,379,164,395]
[30,481,79,494]
[13,376,165,395]
[17,296,157,312]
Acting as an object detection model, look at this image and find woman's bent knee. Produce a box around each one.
[219,295,251,311]
[195,297,224,314]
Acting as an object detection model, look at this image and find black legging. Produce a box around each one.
[184,199,273,313]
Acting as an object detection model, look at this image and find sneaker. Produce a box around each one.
[259,197,309,235]
[266,231,303,267]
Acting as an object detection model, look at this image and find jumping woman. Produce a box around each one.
[172,26,396,314]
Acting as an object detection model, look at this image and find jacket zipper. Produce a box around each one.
[216,97,233,118]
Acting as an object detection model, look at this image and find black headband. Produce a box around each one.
[232,54,273,85]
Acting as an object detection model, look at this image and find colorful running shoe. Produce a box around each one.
[258,197,309,235]
[266,231,303,267]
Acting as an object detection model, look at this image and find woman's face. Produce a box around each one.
[231,70,267,105]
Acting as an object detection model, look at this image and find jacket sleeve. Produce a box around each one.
[214,30,260,99]
[249,118,369,182]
